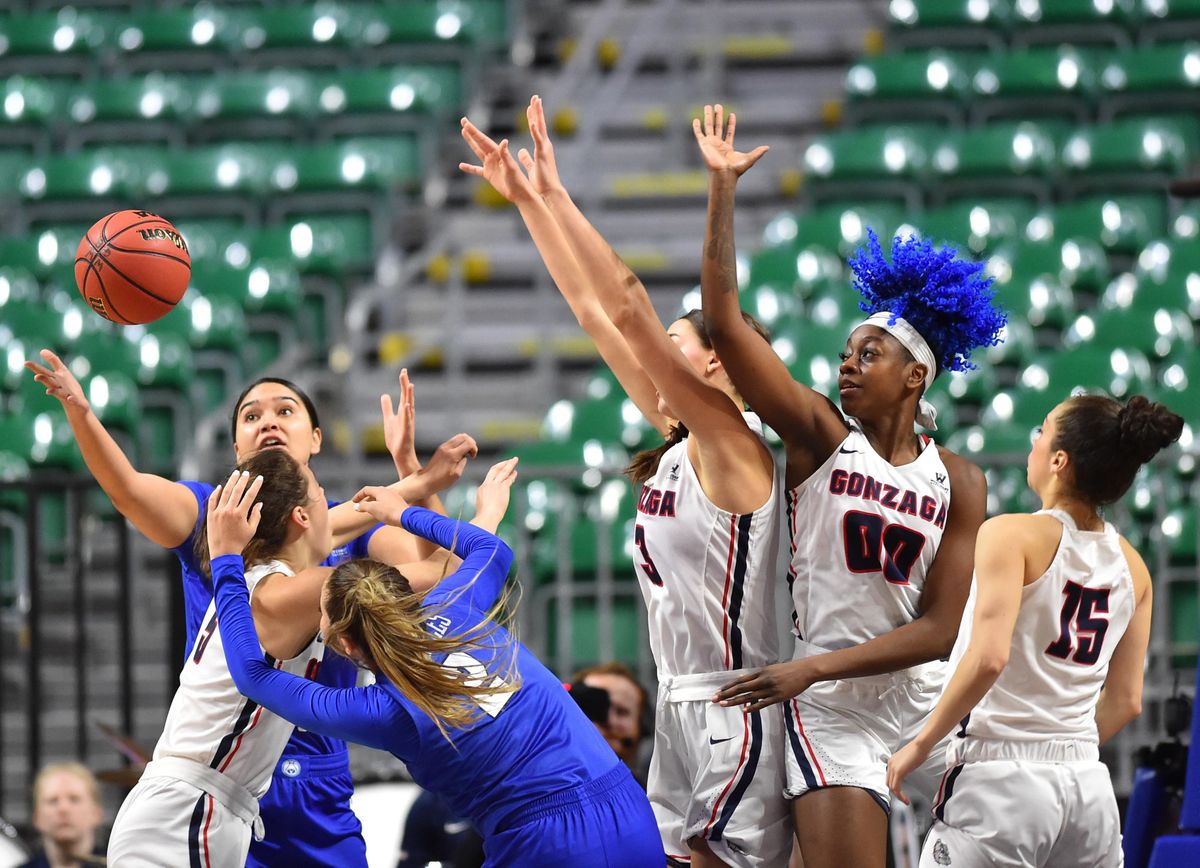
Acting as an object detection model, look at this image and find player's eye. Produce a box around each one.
[1030,426,1043,443]
[838,352,849,362]
[244,412,257,422]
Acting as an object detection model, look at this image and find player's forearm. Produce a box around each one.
[910,648,1005,752]
[700,171,744,332]
[808,615,960,683]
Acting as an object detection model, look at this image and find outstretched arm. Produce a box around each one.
[886,511,1023,805]
[378,368,444,559]
[26,349,199,548]
[206,473,416,753]
[695,106,848,471]
[460,107,667,435]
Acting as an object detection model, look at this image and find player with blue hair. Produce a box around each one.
[694,107,1005,868]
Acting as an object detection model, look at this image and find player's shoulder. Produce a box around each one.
[1116,533,1152,595]
[978,512,1061,550]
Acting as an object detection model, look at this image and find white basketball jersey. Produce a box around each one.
[154,560,325,798]
[787,420,951,650]
[635,413,782,678]
[952,509,1136,744]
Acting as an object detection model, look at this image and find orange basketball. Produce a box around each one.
[74,210,192,325]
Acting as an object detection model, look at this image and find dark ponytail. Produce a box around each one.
[625,422,688,486]
[623,308,770,486]
[1053,394,1184,506]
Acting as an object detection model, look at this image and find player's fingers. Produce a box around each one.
[380,393,395,422]
[517,148,534,171]
[40,348,67,369]
[351,485,383,503]
[726,112,736,144]
[745,145,770,168]
[248,501,264,535]
[458,162,487,178]
[704,103,714,136]
[240,474,264,510]
[207,486,221,513]
[23,360,51,377]
[460,118,495,152]
[714,103,724,137]
[692,117,704,143]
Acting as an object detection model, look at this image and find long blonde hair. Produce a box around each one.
[323,558,521,741]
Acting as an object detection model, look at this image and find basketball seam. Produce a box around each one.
[83,239,180,306]
[102,243,191,269]
[81,256,134,325]
[101,215,180,247]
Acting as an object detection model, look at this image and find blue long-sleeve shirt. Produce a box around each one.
[213,507,620,837]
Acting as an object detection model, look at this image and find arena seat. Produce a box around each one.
[315,64,463,119]
[1010,0,1139,47]
[191,70,317,123]
[802,124,931,204]
[1081,303,1196,361]
[843,49,977,123]
[945,421,1035,458]
[18,147,149,202]
[981,317,1038,369]
[1021,345,1157,410]
[931,120,1063,199]
[917,197,1036,253]
[0,75,64,141]
[789,200,907,257]
[989,235,1110,295]
[1099,41,1200,117]
[110,6,246,58]
[68,73,191,126]
[1054,194,1168,253]
[1061,116,1197,192]
[887,0,1011,50]
[0,9,106,65]
[278,136,420,194]
[970,46,1100,122]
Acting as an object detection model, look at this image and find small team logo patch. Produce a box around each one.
[667,463,680,481]
[932,839,951,865]
[281,759,302,778]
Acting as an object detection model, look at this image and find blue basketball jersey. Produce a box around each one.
[210,508,630,839]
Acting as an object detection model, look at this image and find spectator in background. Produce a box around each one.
[574,663,650,779]
[20,764,106,868]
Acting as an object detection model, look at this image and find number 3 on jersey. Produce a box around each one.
[842,510,926,585]
[634,524,664,586]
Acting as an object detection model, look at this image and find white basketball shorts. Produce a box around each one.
[648,670,792,868]
[921,738,1121,868]
[108,757,263,867]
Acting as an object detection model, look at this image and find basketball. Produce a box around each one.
[74,210,191,325]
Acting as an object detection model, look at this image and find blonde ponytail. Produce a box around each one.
[324,559,521,741]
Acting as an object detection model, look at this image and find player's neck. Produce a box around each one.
[857,414,921,465]
[1040,493,1103,532]
[44,832,94,868]
[271,537,317,574]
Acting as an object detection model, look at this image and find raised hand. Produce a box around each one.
[516,94,564,197]
[408,432,478,501]
[382,368,419,478]
[206,470,265,558]
[459,118,538,205]
[474,457,519,525]
[692,103,769,177]
[352,485,410,527]
[24,349,90,413]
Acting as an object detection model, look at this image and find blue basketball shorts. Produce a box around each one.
[247,752,367,868]
[484,763,664,868]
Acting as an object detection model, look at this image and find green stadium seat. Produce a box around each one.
[543,394,658,453]
[790,201,907,257]
[544,593,642,672]
[844,50,977,123]
[1061,117,1197,191]
[68,74,190,125]
[984,463,1039,514]
[945,420,1035,458]
[510,438,628,493]
[1162,505,1198,565]
[932,120,1062,198]
[19,147,151,202]
[0,10,106,62]
[191,71,316,122]
[0,266,40,305]
[273,136,420,194]
[1097,41,1200,116]
[1081,301,1195,360]
[156,143,272,198]
[941,364,998,405]
[740,283,805,329]
[988,236,1110,295]
[918,198,1036,254]
[174,218,245,262]
[981,317,1038,369]
[533,483,635,583]
[970,47,1099,122]
[315,65,463,119]
[111,7,245,57]
[990,271,1077,330]
[1054,194,1168,253]
[1158,345,1200,417]
[249,214,375,274]
[887,0,1011,50]
[802,125,931,205]
[361,0,509,48]
[0,75,64,136]
[1020,345,1156,410]
[1010,0,1138,47]
[234,5,362,52]
[1131,239,1200,319]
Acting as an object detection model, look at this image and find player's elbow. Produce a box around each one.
[976,647,1009,678]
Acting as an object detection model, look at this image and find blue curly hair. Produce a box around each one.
[848,229,1006,373]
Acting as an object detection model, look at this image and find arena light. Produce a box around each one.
[119,27,143,51]
[1137,240,1169,275]
[680,287,701,311]
[390,83,416,111]
[435,13,463,39]
[736,252,749,289]
[37,230,57,264]
[989,392,1015,419]
[966,0,990,22]
[1144,0,1167,16]
[804,142,833,176]
[1025,215,1052,242]
[3,91,23,119]
[1072,314,1095,341]
[545,400,573,438]
[1016,0,1041,23]
[191,297,213,332]
[89,375,110,411]
[34,414,53,446]
[582,440,605,469]
[796,250,821,282]
[62,307,83,341]
[312,15,338,43]
[839,210,864,243]
[846,65,875,95]
[1175,214,1199,238]
[272,163,298,190]
[598,480,625,520]
[192,18,216,46]
[225,241,250,268]
[338,153,364,183]
[1063,136,1090,167]
[53,25,77,53]
[1093,0,1114,15]
[1056,56,1080,90]
[763,213,797,245]
[290,222,314,258]
[1061,240,1082,271]
[620,399,642,427]
[809,356,835,390]
[985,254,1012,284]
[0,275,8,305]
[1100,201,1122,233]
[926,59,950,91]
[248,267,270,299]
[965,429,984,453]
[146,169,168,196]
[1012,130,1035,163]
[1107,272,1138,307]
[771,336,795,365]
[883,140,907,172]
[934,145,958,173]
[320,85,346,113]
[139,89,165,118]
[1185,51,1200,85]
[265,85,291,114]
[1020,365,1049,391]
[969,206,991,238]
[1162,362,1186,391]
[973,68,999,95]
[1187,272,1200,306]
[139,335,160,368]
[1101,62,1127,90]
[811,297,839,327]
[1142,130,1165,163]
[889,0,917,25]
[216,157,241,188]
[1161,514,1182,538]
[23,167,46,198]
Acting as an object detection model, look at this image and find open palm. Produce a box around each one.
[459,118,536,204]
[692,103,769,176]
